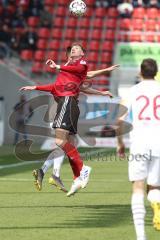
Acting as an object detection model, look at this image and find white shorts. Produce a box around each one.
[128,152,160,186]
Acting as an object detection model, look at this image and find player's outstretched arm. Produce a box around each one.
[87,64,120,79]
[20,83,54,92]
[19,86,36,91]
[46,59,86,74]
[80,86,113,97]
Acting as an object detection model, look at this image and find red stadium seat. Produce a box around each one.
[97,87,109,91]
[7,4,16,14]
[60,53,68,62]
[53,17,64,27]
[131,19,144,31]
[99,63,111,70]
[51,28,62,39]
[145,34,155,42]
[130,32,143,42]
[88,62,97,71]
[98,79,109,85]
[119,18,131,31]
[46,51,58,61]
[78,17,90,28]
[91,29,102,40]
[94,79,109,86]
[62,40,72,50]
[85,6,94,17]
[67,17,78,28]
[37,39,48,50]
[107,7,118,18]
[106,19,117,29]
[145,20,157,31]
[105,30,115,40]
[58,0,70,5]
[34,50,46,61]
[20,50,33,61]
[156,35,160,42]
[89,41,99,51]
[156,20,160,30]
[101,52,112,63]
[38,28,50,38]
[102,41,114,52]
[32,62,44,74]
[76,29,89,40]
[132,7,146,19]
[45,0,55,5]
[93,18,103,28]
[95,7,106,17]
[28,16,39,27]
[146,8,159,19]
[88,52,99,62]
[117,33,129,42]
[56,6,66,16]
[64,29,75,39]
[48,40,60,50]
[85,0,95,5]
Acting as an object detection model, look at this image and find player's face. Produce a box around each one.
[70,45,84,58]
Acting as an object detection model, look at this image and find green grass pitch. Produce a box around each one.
[0,146,159,240]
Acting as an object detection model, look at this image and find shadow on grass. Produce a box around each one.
[0,205,154,229]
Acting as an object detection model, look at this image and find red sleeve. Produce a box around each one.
[60,64,86,74]
[36,83,54,92]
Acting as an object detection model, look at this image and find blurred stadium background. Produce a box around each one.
[0,1,160,240]
[1,0,160,145]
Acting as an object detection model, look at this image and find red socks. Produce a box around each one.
[62,142,83,178]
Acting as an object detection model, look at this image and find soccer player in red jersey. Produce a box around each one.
[20,43,119,196]
[21,43,92,196]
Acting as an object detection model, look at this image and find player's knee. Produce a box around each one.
[55,138,65,147]
[132,180,144,194]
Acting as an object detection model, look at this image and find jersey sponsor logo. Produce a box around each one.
[80,60,87,65]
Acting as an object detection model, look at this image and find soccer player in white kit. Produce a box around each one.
[117,58,160,239]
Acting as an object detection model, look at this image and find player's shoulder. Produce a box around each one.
[130,82,143,92]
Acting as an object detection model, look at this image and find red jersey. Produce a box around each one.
[36,57,88,97]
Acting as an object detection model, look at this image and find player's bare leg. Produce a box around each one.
[131,181,147,240]
[147,185,160,230]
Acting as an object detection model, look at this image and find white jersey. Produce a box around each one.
[125,80,160,156]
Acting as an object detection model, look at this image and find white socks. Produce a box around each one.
[131,193,146,240]
[41,148,65,177]
[41,159,53,174]
[53,155,65,177]
[147,189,160,203]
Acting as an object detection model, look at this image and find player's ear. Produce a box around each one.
[81,50,84,56]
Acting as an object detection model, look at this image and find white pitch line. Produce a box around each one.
[0,177,126,182]
[0,160,43,170]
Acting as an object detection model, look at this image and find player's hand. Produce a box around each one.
[117,144,125,158]
[102,91,113,98]
[106,64,120,71]
[19,86,36,91]
[46,59,57,69]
